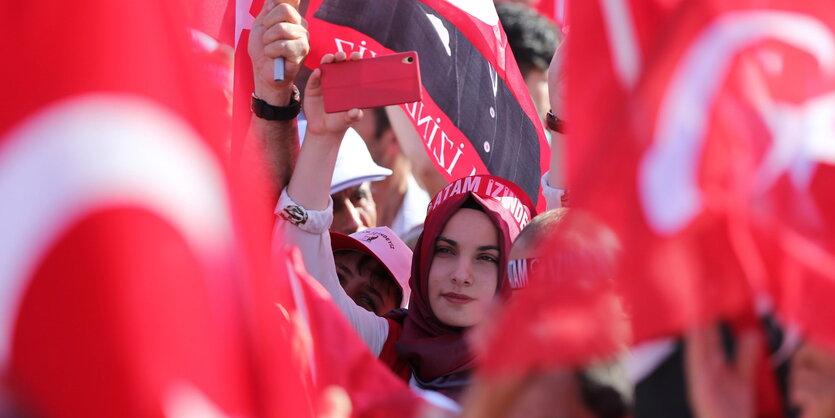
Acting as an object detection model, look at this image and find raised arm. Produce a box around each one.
[245,0,308,199]
[286,52,363,209]
[276,53,390,355]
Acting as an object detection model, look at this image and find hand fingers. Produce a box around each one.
[333,51,348,62]
[263,21,308,45]
[307,68,322,92]
[320,53,335,65]
[345,108,364,123]
[263,35,310,63]
[275,0,301,9]
[255,0,277,20]
[349,51,362,61]
[263,2,303,27]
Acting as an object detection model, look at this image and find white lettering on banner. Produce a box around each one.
[427,176,529,230]
[462,176,482,194]
[507,259,528,289]
[638,11,835,235]
[334,38,378,58]
[404,101,469,176]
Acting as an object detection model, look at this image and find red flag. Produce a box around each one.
[566,0,835,349]
[536,0,570,32]
[296,0,550,210]
[475,210,629,376]
[0,0,275,415]
[277,249,425,417]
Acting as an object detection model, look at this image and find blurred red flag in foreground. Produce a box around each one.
[0,0,264,415]
[0,0,420,416]
[565,0,835,348]
[475,210,628,376]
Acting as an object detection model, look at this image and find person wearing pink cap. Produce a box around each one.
[330,226,413,315]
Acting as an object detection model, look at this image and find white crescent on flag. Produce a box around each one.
[638,11,835,235]
[0,94,234,367]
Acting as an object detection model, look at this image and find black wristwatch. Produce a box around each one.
[251,86,301,121]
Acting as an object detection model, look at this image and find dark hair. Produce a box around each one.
[496,3,559,77]
[578,367,632,418]
[459,196,485,212]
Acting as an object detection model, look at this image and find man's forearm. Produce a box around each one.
[245,115,299,204]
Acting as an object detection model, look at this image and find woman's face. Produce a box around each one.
[427,208,500,328]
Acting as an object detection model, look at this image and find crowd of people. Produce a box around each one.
[235,0,835,416]
[3,0,835,416]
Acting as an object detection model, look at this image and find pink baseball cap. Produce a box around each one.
[330,226,412,308]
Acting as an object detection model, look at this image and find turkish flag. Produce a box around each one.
[0,0,359,415]
[565,0,835,349]
[536,0,570,31]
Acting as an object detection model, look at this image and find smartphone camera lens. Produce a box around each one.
[406,56,414,63]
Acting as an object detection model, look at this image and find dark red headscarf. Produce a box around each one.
[390,175,535,400]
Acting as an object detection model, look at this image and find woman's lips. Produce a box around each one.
[441,292,475,304]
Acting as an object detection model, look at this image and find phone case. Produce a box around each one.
[320,51,423,113]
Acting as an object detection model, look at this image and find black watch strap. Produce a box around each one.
[546,109,565,134]
[251,86,301,121]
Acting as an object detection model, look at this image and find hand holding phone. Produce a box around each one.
[320,51,423,114]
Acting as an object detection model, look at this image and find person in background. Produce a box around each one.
[462,208,632,418]
[352,107,430,247]
[330,226,413,316]
[496,3,560,125]
[277,124,414,316]
[319,127,390,235]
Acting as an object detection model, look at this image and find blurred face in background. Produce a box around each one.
[333,250,401,316]
[330,182,377,234]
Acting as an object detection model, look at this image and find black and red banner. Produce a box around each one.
[300,0,550,209]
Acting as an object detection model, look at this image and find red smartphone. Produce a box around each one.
[320,51,423,113]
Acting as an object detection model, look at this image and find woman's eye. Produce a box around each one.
[479,254,499,264]
[336,273,346,286]
[435,246,453,255]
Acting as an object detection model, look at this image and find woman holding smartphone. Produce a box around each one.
[276,51,536,405]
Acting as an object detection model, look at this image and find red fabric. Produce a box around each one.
[0,0,420,416]
[230,0,266,171]
[188,0,236,45]
[393,175,534,400]
[536,0,570,31]
[0,0,276,415]
[280,249,424,417]
[476,211,627,376]
[566,0,835,348]
[380,319,411,382]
